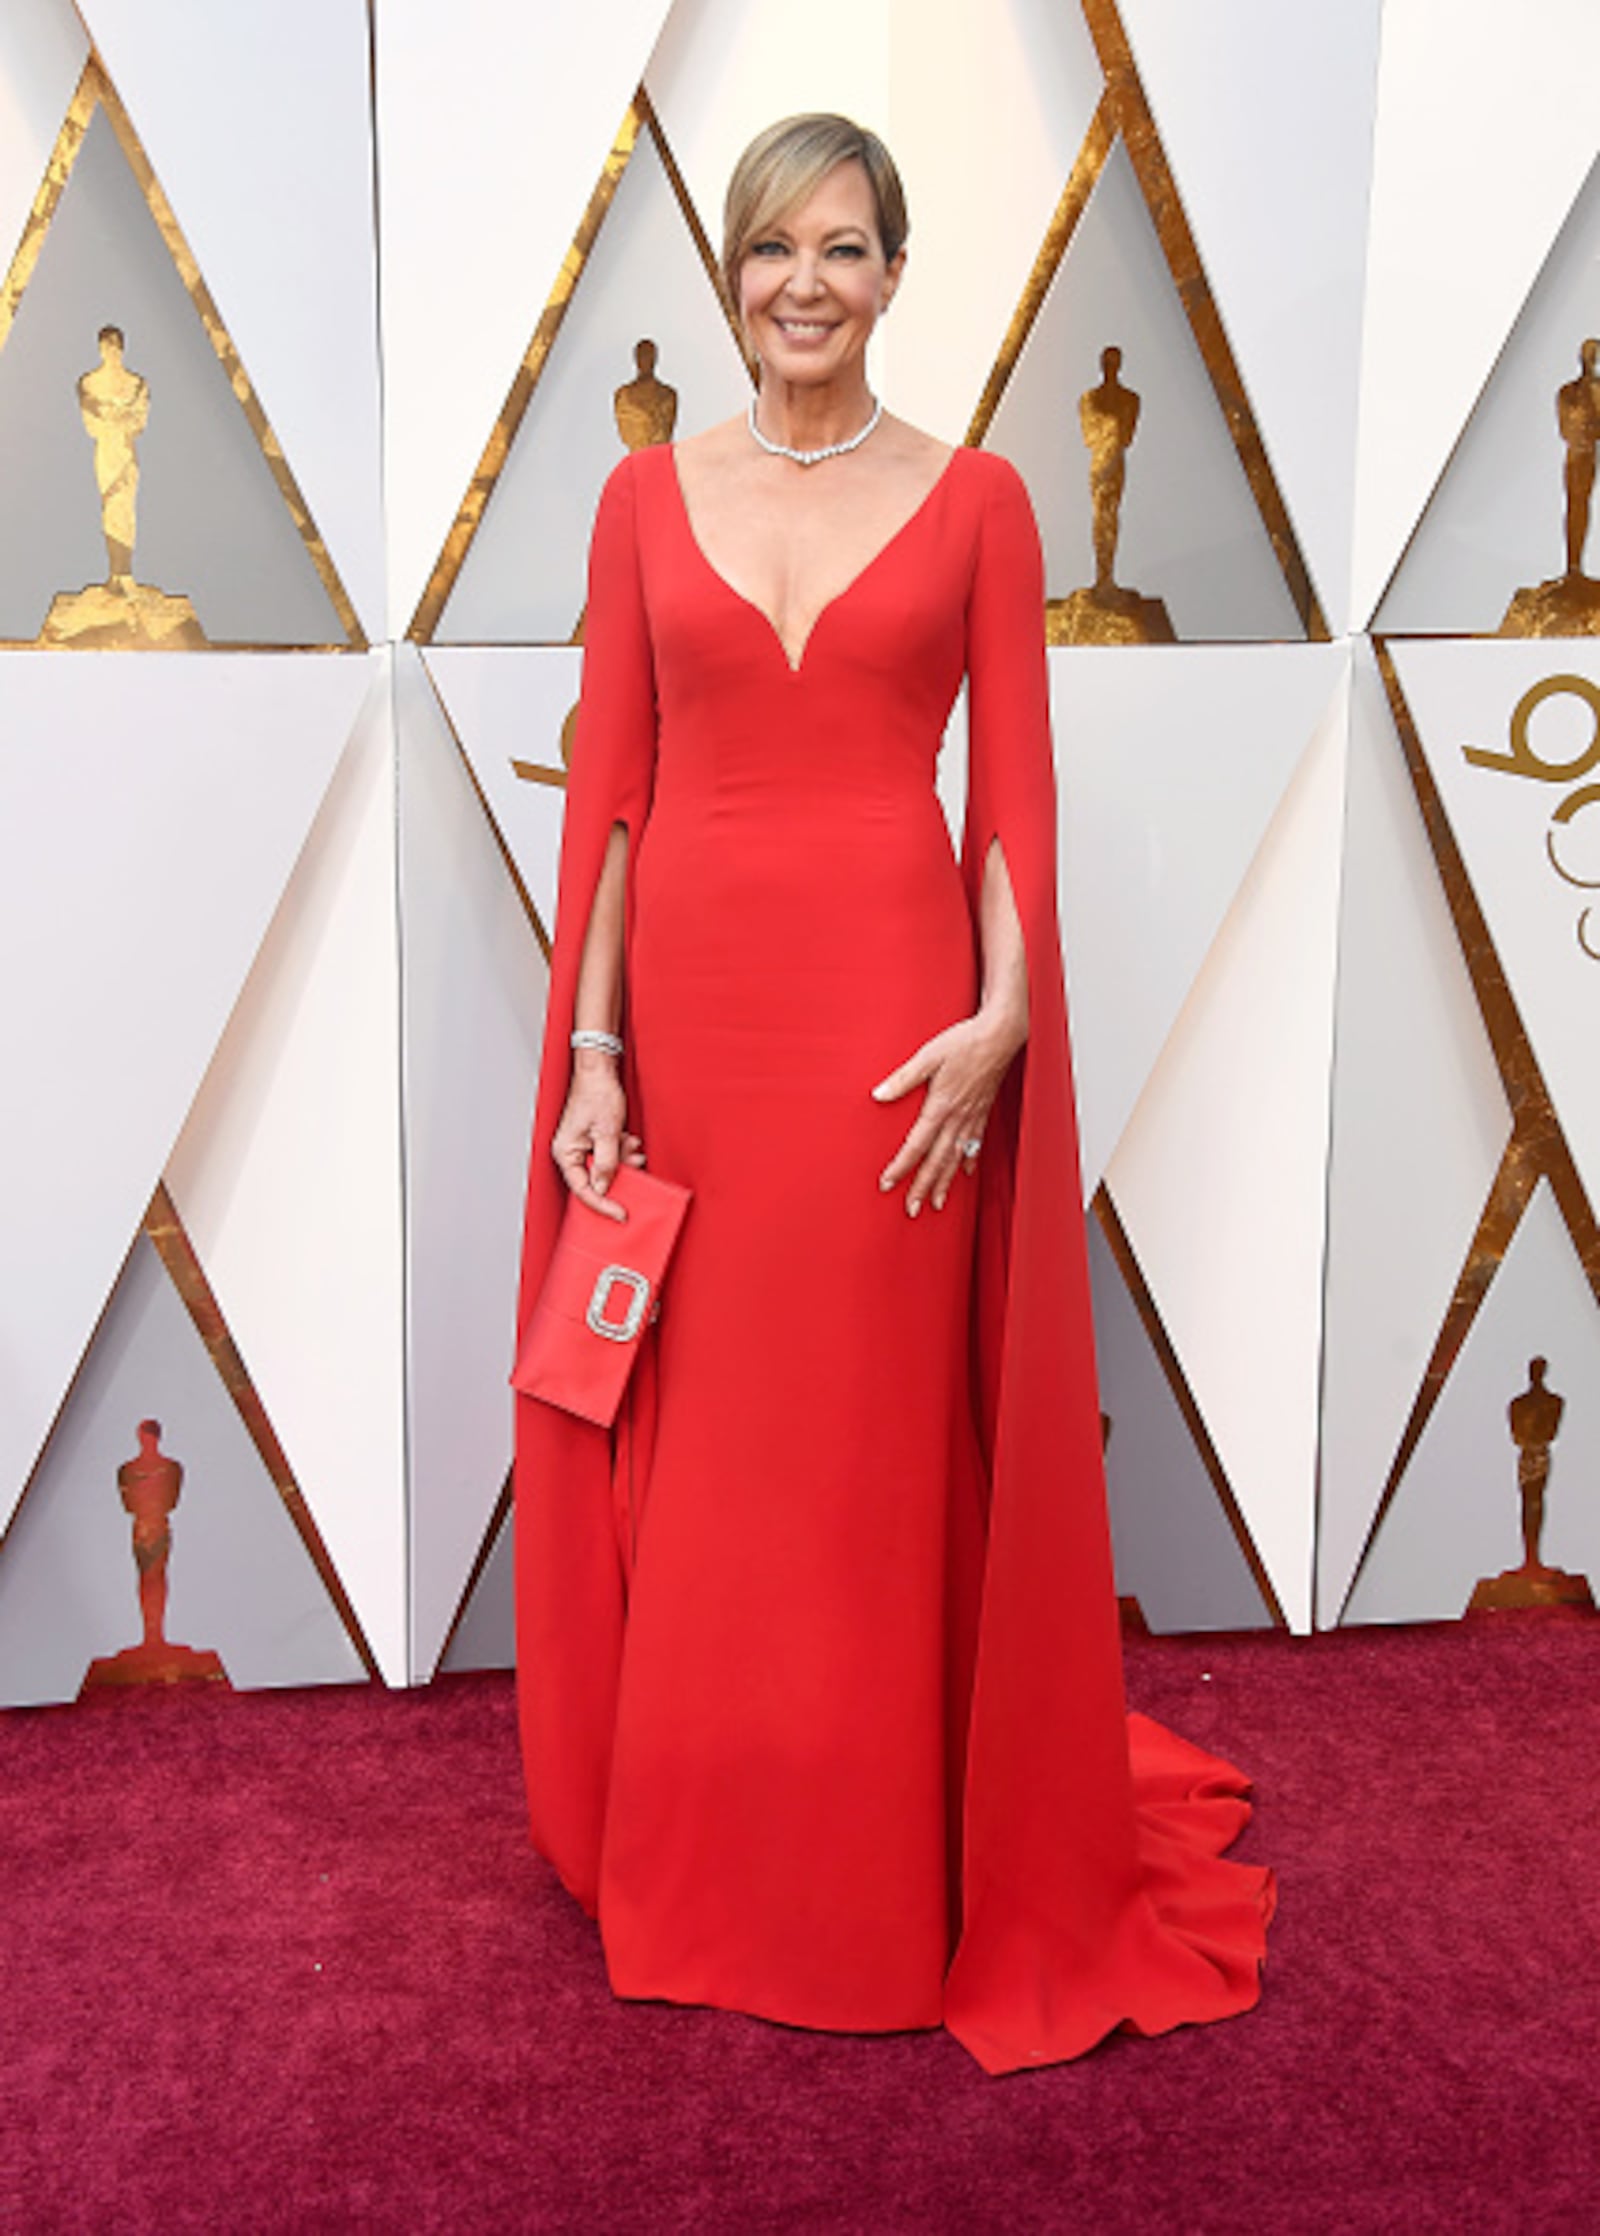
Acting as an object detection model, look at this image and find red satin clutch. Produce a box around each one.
[513,1165,693,1426]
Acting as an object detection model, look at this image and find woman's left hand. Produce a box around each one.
[872,1008,1027,1216]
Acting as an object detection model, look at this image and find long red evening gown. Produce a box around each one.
[513,439,1273,2073]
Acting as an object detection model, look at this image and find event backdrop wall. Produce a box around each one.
[2,0,1598,1705]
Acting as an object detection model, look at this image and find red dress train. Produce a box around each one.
[513,440,1273,2072]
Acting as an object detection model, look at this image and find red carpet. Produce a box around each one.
[3,1617,1598,2233]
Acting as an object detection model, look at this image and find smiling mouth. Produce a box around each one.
[772,319,837,340]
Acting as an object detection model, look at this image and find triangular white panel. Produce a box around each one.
[0,99,345,644]
[0,1234,365,1709]
[1118,0,1381,636]
[985,138,1302,641]
[1088,1209,1273,1636]
[1316,641,1511,1626]
[646,0,892,269]
[440,1502,515,1675]
[1107,677,1350,1632]
[1054,642,1343,1199]
[1376,151,1600,635]
[1394,639,1600,1220]
[376,0,676,636]
[0,1,87,271]
[875,0,1103,441]
[82,0,385,639]
[422,646,579,942]
[396,647,547,1678]
[164,659,408,1684]
[0,650,372,1533]
[1345,1180,1600,1625]
[437,122,749,644]
[1352,0,1600,626]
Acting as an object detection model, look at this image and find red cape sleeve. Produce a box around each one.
[943,455,1273,2071]
[513,455,657,1910]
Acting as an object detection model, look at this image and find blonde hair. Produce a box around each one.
[721,114,908,308]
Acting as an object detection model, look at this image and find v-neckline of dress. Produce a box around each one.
[666,442,962,678]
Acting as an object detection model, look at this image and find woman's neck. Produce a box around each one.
[751,374,879,455]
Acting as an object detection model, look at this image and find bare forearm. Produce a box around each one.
[573,822,629,1045]
[976,835,1028,1056]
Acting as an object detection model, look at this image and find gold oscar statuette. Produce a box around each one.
[37,325,208,650]
[80,1419,229,1692]
[1500,339,1600,639]
[1468,1358,1593,1612]
[1048,345,1174,647]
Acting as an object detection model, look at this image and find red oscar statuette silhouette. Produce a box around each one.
[80,1419,229,1693]
[1469,1360,1593,1612]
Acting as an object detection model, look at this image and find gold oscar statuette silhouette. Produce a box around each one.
[38,325,208,650]
[1499,338,1600,638]
[520,342,681,788]
[1468,1358,1593,1612]
[612,337,679,453]
[1048,346,1174,647]
[80,1419,229,1693]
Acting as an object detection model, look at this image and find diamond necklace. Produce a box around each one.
[747,392,883,467]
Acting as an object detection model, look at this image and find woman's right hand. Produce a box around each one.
[550,1055,644,1221]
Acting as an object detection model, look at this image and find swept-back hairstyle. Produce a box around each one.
[721,113,908,308]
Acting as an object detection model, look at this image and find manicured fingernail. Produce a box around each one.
[907,1198,922,1219]
[934,1195,946,1211]
[871,1082,890,1101]
[879,1174,893,1192]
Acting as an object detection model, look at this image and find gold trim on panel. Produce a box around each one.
[1093,1185,1289,1628]
[430,1471,512,1676]
[146,1183,382,1679]
[1074,0,1327,641]
[417,655,553,957]
[407,89,749,647]
[0,55,365,650]
[1337,646,1600,1617]
[964,95,1116,448]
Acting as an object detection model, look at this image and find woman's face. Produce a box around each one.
[738,159,903,388]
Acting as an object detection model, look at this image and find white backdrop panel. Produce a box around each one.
[0,0,86,275]
[164,659,408,1684]
[1054,643,1342,1201]
[1118,0,1381,637]
[376,0,676,638]
[1088,1211,1274,1635]
[1395,639,1600,1222]
[881,0,1102,443]
[1376,152,1600,635]
[1316,640,1510,1626]
[1106,670,1350,1633]
[986,140,1301,641]
[423,646,580,942]
[0,650,371,1536]
[1345,1180,1600,1625]
[1353,0,1600,626]
[81,0,386,639]
[396,646,547,1678]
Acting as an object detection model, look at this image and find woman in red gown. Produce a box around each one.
[514,114,1273,2073]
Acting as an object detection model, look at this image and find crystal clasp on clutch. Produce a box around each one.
[586,1265,651,1343]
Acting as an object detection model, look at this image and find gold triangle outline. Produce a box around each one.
[0,1183,381,1683]
[1334,643,1600,1619]
[969,0,1327,643]
[407,83,750,647]
[1093,1184,1288,1629]
[0,53,366,651]
[429,1470,512,1678]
